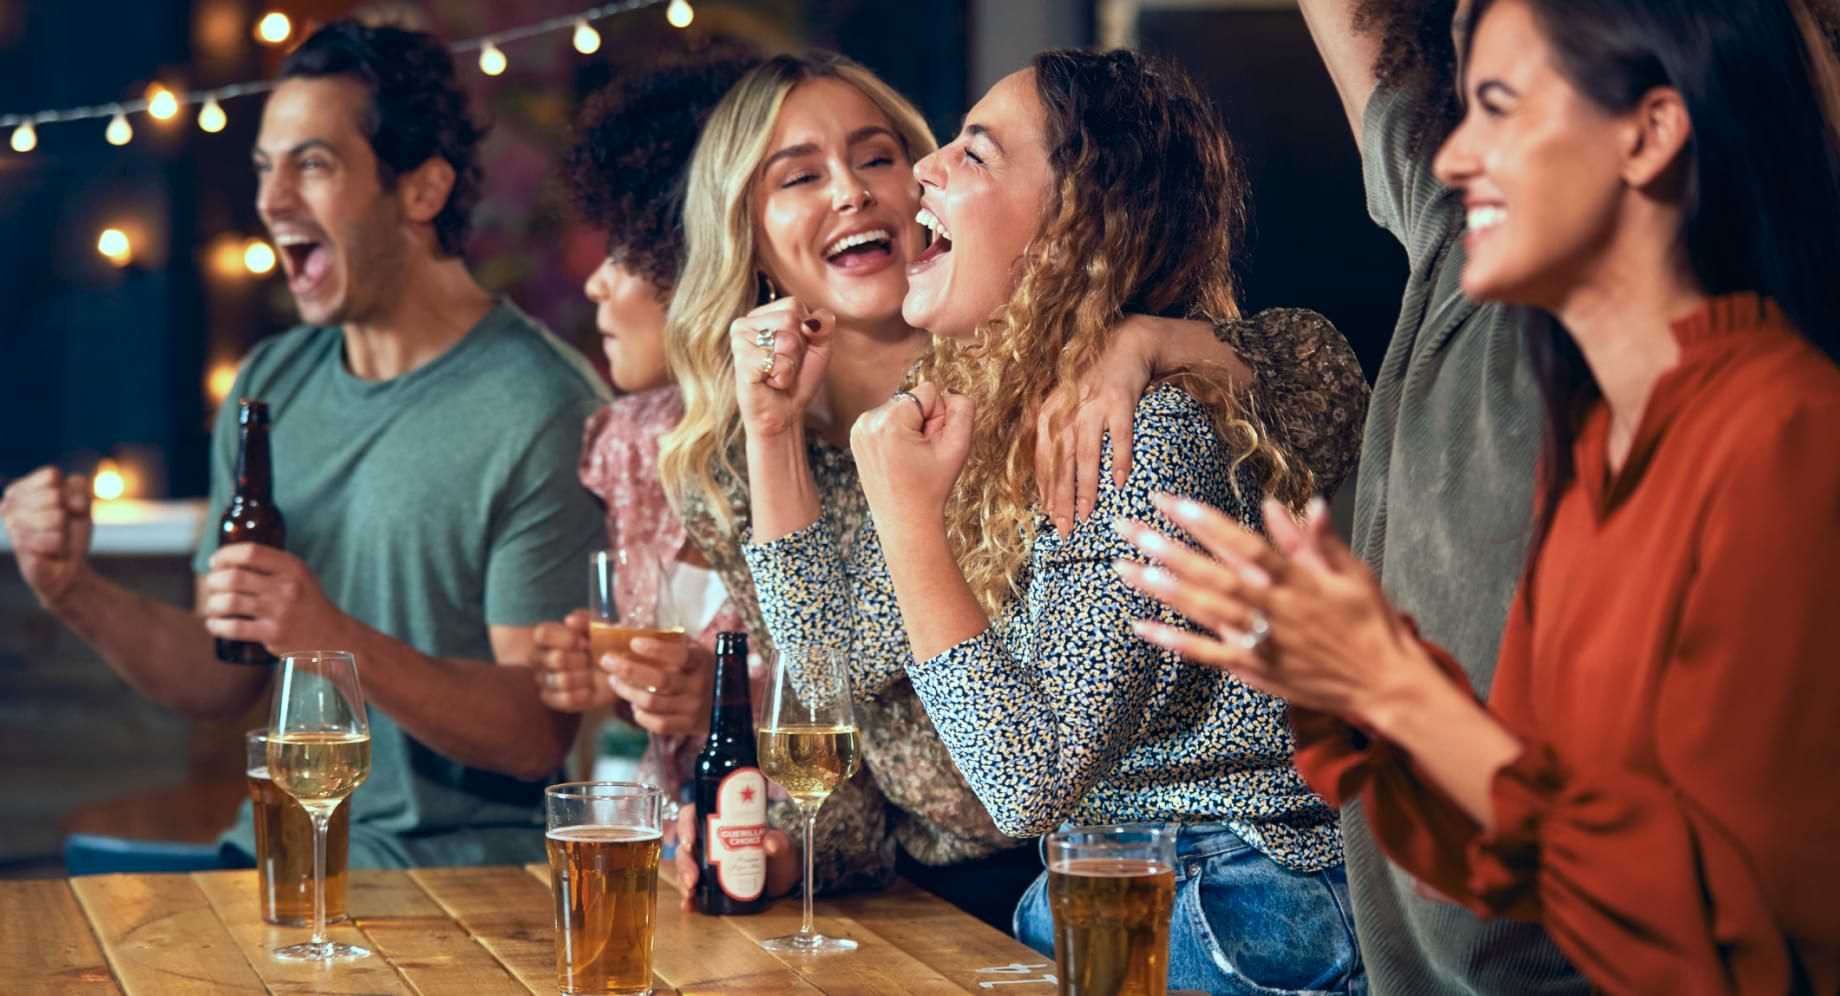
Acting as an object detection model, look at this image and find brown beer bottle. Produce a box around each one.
[693,632,768,915]
[215,399,285,666]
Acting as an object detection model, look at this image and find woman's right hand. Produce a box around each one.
[729,297,834,439]
[671,803,803,909]
[531,609,612,713]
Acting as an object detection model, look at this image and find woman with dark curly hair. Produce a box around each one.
[526,48,786,857]
[744,50,1365,992]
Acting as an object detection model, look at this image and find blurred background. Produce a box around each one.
[0,0,1402,875]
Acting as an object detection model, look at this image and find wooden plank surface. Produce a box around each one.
[648,861,969,995]
[358,917,531,996]
[69,874,267,995]
[347,869,447,920]
[411,866,577,996]
[0,880,123,995]
[191,870,414,994]
[831,880,1059,993]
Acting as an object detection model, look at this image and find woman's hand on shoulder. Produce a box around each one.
[729,298,834,440]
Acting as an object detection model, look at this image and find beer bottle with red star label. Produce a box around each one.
[693,631,767,915]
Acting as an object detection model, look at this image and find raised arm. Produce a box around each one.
[1300,0,1385,147]
[905,392,1243,837]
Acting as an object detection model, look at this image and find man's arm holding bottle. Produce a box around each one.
[3,466,578,780]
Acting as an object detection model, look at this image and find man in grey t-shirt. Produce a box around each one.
[1,22,606,867]
[1293,1,1586,992]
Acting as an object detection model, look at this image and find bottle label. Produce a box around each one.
[704,768,768,901]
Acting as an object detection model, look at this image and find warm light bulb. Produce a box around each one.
[198,98,227,133]
[147,86,179,121]
[105,112,133,146]
[256,11,292,45]
[573,20,601,54]
[667,0,694,29]
[97,228,132,265]
[93,462,126,501]
[479,41,507,76]
[9,122,34,153]
[243,239,276,275]
[206,362,239,405]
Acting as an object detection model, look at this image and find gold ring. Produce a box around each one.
[760,353,777,378]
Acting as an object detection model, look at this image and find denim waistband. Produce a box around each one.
[1034,821,1253,872]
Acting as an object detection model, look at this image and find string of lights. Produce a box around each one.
[3,0,695,152]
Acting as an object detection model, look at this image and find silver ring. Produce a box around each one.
[544,671,560,689]
[753,327,776,351]
[643,685,660,695]
[1237,611,1271,652]
[891,389,924,423]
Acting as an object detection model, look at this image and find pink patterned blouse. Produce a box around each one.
[578,386,759,807]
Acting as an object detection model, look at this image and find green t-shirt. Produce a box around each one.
[197,299,609,868]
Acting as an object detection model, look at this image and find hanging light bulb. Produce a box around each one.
[105,111,133,146]
[255,11,292,46]
[147,85,180,122]
[9,121,35,153]
[667,0,694,28]
[242,239,277,275]
[572,19,602,54]
[198,98,227,134]
[478,41,507,76]
[97,228,133,266]
[93,460,126,501]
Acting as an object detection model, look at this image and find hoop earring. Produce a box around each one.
[756,272,780,305]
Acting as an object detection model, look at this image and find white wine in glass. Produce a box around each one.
[756,645,860,954]
[267,651,372,962]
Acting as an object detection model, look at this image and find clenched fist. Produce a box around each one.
[2,467,95,609]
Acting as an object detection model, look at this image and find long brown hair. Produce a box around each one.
[913,49,1298,613]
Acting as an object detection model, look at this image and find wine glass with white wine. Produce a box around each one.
[266,650,371,962]
[756,644,860,953]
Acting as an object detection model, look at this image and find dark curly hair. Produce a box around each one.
[280,20,486,259]
[1353,0,1463,156]
[562,43,763,291]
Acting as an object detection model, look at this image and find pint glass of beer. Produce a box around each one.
[546,782,664,995]
[1046,824,1178,996]
[245,728,349,926]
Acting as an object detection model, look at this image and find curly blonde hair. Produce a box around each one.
[912,49,1301,613]
[658,52,937,534]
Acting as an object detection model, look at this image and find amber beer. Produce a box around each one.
[588,620,687,665]
[216,399,285,666]
[546,784,663,995]
[692,632,767,915]
[1046,827,1178,996]
[245,730,347,925]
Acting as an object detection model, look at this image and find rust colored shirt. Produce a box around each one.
[1296,294,1840,995]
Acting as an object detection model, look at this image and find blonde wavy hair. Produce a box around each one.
[658,51,938,534]
[913,49,1302,613]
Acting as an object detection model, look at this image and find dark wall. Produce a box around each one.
[0,0,211,494]
[1137,9,1403,379]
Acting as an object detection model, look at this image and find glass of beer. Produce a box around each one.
[546,782,664,995]
[245,729,349,926]
[756,645,860,953]
[1046,824,1178,996]
[589,548,688,669]
[266,651,372,962]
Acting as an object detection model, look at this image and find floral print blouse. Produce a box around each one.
[673,308,1368,890]
[743,385,1343,871]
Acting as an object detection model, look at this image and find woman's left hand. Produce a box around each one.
[851,382,975,534]
[1112,494,1426,719]
[1035,319,1158,537]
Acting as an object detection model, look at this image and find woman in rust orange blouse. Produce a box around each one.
[1112,0,1840,992]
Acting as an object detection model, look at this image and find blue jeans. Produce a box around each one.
[1014,823,1365,995]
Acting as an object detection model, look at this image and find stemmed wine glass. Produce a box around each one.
[756,645,860,953]
[267,650,371,962]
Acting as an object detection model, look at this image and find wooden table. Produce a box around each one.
[6,862,1059,994]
